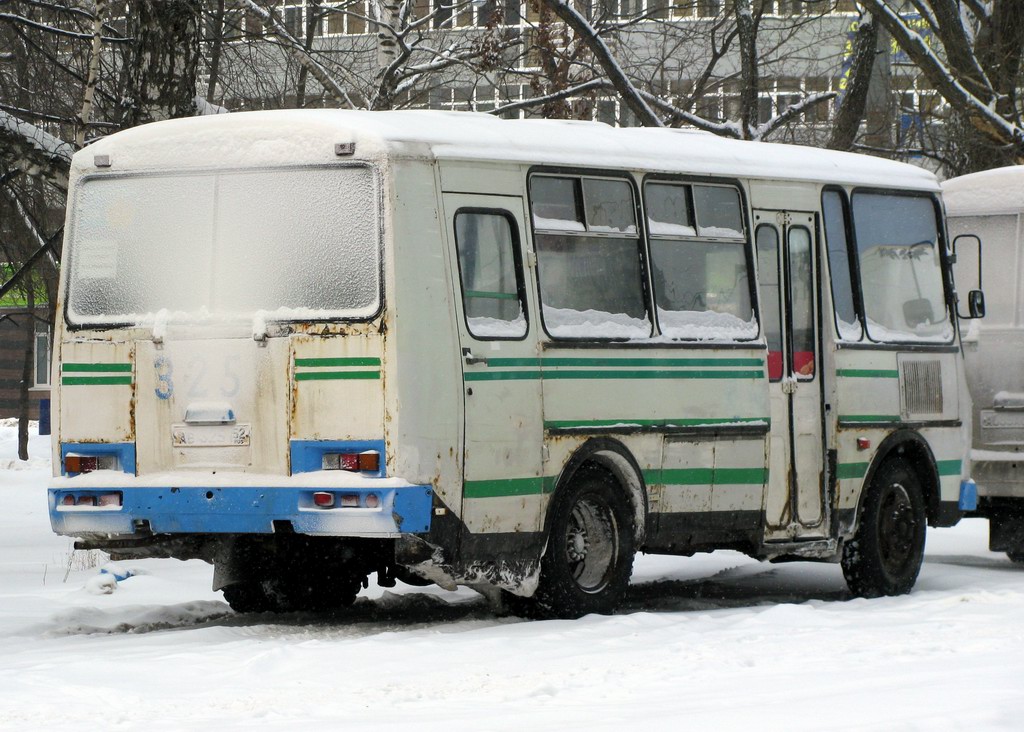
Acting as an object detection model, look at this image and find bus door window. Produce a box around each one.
[453,210,528,340]
[787,226,815,379]
[756,225,784,381]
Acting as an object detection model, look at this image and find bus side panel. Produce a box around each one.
[540,344,769,552]
[388,160,464,515]
[833,347,966,530]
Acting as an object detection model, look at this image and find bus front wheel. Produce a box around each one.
[531,468,635,619]
[842,457,927,598]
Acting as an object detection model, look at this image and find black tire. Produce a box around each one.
[1008,550,1024,564]
[222,581,277,613]
[271,573,361,612]
[842,458,927,598]
[530,468,635,619]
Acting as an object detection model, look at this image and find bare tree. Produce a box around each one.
[859,0,1024,173]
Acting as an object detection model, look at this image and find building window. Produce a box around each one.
[34,324,50,388]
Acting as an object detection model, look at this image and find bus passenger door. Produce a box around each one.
[755,210,827,540]
[442,193,544,537]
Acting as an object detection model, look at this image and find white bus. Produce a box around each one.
[943,166,1024,563]
[49,110,978,617]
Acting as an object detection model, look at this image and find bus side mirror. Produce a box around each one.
[953,234,984,319]
[968,289,985,319]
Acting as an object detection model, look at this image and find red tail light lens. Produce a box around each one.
[61,494,76,506]
[312,491,335,508]
[65,455,98,474]
[339,454,360,471]
[364,493,381,509]
[322,451,381,473]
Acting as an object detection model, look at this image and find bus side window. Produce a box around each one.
[531,174,651,339]
[822,189,862,341]
[756,225,784,381]
[453,211,528,340]
[645,181,755,341]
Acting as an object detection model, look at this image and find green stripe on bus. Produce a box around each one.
[295,357,381,367]
[647,467,767,485]
[541,357,763,368]
[465,290,519,301]
[937,459,962,476]
[545,417,769,430]
[542,369,764,380]
[465,371,542,381]
[294,370,380,381]
[839,415,901,423]
[61,376,133,386]
[836,369,900,378]
[464,476,557,498]
[465,369,763,382]
[837,462,869,479]
[62,363,132,373]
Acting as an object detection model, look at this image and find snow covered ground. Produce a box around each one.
[1,422,1022,731]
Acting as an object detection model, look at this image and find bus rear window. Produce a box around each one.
[66,166,381,325]
[851,192,951,343]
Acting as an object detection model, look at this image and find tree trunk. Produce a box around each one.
[207,0,227,101]
[733,0,758,139]
[17,286,34,462]
[121,0,202,127]
[828,15,878,151]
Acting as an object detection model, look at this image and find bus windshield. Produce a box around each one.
[66,165,381,326]
[851,192,952,343]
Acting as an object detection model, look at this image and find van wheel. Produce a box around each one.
[842,458,927,598]
[531,468,635,619]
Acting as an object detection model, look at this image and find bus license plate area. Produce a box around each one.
[172,424,252,447]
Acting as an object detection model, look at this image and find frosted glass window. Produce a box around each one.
[66,166,381,324]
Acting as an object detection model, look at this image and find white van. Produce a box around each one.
[49,110,977,615]
[944,167,1024,562]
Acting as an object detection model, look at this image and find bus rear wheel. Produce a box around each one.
[1007,550,1024,564]
[530,468,635,619]
[842,457,927,598]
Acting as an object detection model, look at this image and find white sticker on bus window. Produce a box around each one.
[76,239,118,279]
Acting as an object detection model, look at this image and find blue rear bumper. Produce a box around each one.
[49,484,434,537]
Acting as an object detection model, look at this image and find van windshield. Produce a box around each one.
[66,166,381,326]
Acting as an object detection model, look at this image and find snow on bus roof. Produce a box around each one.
[76,109,939,190]
[942,165,1024,216]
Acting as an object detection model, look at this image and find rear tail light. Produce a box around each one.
[64,453,118,475]
[57,492,123,508]
[307,492,383,510]
[322,450,380,473]
[312,491,335,508]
